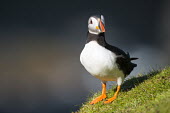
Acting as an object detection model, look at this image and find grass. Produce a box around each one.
[74,67,170,113]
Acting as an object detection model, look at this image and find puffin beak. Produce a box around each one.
[99,20,105,32]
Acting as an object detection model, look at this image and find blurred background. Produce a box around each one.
[0,0,169,113]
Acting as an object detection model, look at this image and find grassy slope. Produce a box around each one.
[75,67,170,113]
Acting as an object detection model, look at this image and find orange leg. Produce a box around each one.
[90,82,107,104]
[104,85,121,104]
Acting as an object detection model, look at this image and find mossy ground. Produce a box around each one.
[74,67,170,113]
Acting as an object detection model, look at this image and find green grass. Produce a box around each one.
[74,67,170,113]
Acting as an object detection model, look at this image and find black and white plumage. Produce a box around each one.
[80,15,138,104]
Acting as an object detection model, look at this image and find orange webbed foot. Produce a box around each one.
[90,82,107,104]
[104,85,121,104]
[104,96,116,104]
[90,94,106,104]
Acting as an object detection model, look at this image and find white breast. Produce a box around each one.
[80,41,124,81]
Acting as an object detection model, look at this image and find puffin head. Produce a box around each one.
[88,15,105,35]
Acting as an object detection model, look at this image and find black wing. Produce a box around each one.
[105,43,138,76]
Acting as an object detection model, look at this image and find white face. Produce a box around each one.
[88,15,105,34]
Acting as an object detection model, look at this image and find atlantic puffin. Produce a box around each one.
[80,15,138,104]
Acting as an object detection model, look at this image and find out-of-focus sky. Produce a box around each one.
[0,0,169,113]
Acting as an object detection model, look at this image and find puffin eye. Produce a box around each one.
[90,20,93,24]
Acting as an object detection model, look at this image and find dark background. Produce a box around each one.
[0,0,169,113]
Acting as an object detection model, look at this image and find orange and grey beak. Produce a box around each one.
[99,20,105,32]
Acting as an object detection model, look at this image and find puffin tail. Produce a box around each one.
[126,62,137,75]
[126,57,138,75]
[126,52,138,61]
[130,57,138,68]
[130,57,138,61]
